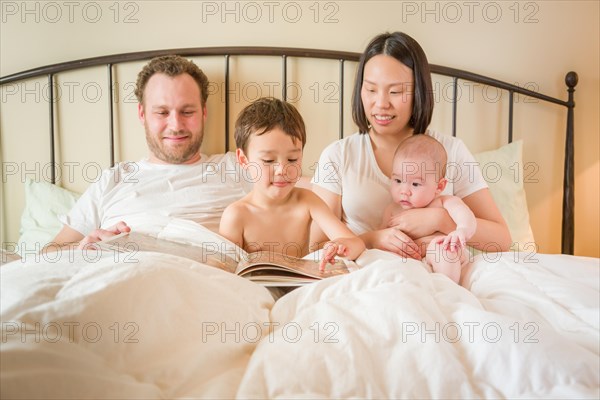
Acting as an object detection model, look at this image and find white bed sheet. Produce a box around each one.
[1,219,598,399]
[238,250,599,398]
[1,249,274,399]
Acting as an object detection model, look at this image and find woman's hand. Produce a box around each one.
[387,208,454,239]
[362,227,422,259]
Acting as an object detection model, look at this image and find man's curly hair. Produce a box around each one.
[135,55,209,105]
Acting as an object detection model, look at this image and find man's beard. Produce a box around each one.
[145,126,204,164]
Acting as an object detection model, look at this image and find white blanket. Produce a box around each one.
[1,220,598,399]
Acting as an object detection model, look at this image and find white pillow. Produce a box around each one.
[473,140,535,251]
[17,179,80,255]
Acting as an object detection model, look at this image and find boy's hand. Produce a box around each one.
[319,241,347,271]
[319,237,366,271]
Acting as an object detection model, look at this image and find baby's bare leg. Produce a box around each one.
[425,236,467,284]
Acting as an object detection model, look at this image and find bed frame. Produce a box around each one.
[0,47,578,254]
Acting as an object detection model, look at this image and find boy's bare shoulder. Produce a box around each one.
[294,187,322,204]
[223,194,253,216]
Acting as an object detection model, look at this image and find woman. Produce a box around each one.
[311,32,511,258]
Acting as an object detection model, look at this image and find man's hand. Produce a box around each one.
[77,221,131,250]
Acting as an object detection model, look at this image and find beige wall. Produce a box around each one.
[1,0,598,257]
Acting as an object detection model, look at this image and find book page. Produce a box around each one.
[235,251,349,281]
[98,232,239,274]
[156,218,249,263]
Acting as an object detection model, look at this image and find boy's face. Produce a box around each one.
[237,127,303,199]
[390,156,445,209]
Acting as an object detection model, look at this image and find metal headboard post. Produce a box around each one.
[48,74,56,184]
[339,59,344,140]
[451,77,458,137]
[107,64,115,167]
[224,54,230,152]
[508,91,514,143]
[562,71,578,255]
[282,55,287,101]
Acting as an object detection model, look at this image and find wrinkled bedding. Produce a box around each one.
[1,220,598,399]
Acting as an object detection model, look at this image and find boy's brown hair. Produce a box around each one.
[394,134,447,179]
[235,97,306,153]
[135,55,209,106]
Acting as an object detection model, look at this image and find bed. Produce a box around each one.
[1,47,598,399]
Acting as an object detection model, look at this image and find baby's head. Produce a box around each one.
[234,98,306,193]
[391,134,448,209]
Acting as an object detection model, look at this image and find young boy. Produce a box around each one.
[381,134,476,283]
[219,97,365,271]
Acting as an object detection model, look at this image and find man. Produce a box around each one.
[50,55,247,249]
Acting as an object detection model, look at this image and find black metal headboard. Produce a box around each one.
[0,46,578,254]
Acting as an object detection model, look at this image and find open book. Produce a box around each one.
[98,232,354,287]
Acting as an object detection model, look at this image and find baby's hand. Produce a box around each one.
[442,228,468,252]
[319,241,347,272]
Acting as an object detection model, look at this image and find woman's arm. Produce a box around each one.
[310,185,421,259]
[388,188,511,251]
[386,207,454,237]
[462,189,511,251]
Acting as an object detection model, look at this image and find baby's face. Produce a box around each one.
[390,157,443,209]
[241,128,303,198]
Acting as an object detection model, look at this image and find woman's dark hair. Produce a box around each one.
[352,32,434,134]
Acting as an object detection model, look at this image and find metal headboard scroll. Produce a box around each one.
[0,47,578,254]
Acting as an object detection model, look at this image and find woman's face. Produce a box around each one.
[361,55,415,138]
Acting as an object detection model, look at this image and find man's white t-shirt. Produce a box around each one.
[62,152,248,235]
[311,130,487,235]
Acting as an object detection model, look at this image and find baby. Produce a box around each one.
[381,134,476,283]
[220,97,365,270]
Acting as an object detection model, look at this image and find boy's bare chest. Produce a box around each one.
[242,206,312,257]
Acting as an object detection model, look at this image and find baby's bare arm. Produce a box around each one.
[440,196,476,238]
[438,196,477,249]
